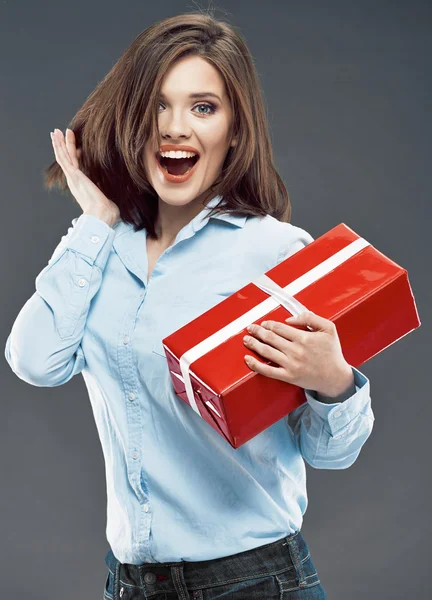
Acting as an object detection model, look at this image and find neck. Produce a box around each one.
[154,195,208,246]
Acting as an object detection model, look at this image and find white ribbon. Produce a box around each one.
[175,236,370,415]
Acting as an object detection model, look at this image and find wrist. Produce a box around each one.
[315,362,355,401]
[84,209,118,229]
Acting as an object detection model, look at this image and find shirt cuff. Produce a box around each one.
[67,214,116,271]
[304,366,371,437]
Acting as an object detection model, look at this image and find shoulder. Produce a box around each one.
[243,214,315,265]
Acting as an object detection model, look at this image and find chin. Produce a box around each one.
[154,184,210,206]
[158,195,199,206]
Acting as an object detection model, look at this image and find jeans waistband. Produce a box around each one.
[104,529,309,595]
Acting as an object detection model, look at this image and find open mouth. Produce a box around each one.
[156,153,200,176]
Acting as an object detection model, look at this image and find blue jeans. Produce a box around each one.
[103,529,327,599]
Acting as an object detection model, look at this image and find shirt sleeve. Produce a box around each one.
[276,224,315,265]
[287,365,375,469]
[276,224,375,469]
[4,214,116,387]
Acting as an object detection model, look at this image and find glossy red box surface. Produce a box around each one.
[162,223,420,449]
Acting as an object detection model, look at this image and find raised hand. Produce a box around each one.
[50,128,120,228]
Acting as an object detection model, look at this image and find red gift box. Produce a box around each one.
[162,223,420,449]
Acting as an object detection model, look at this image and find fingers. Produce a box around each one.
[253,320,308,343]
[50,129,76,175]
[246,322,305,350]
[65,128,79,168]
[244,354,286,381]
[243,333,287,367]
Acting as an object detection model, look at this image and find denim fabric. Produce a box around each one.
[102,529,327,599]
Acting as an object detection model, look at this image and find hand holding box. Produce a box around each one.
[162,223,421,449]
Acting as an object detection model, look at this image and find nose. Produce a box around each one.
[160,108,191,140]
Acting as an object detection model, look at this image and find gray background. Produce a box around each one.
[1,1,430,598]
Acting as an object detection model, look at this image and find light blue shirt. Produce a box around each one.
[5,194,374,564]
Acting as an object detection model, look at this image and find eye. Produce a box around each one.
[158,102,217,116]
[193,102,217,115]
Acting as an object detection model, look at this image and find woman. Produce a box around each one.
[5,11,374,600]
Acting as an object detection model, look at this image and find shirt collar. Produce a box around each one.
[111,194,247,288]
[113,194,248,238]
[191,194,248,233]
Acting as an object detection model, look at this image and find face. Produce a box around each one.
[144,55,237,211]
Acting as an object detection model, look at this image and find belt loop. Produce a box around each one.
[171,564,189,600]
[287,533,307,586]
[113,559,121,600]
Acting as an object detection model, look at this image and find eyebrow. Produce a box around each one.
[159,92,222,102]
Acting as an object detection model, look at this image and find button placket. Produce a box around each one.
[116,293,154,560]
[118,311,143,474]
[119,300,153,520]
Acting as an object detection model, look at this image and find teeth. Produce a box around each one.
[159,150,198,159]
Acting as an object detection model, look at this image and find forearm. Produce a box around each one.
[5,214,115,386]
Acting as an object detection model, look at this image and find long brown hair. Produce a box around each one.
[43,10,291,240]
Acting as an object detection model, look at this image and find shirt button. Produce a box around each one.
[335,411,342,417]
[123,336,130,345]
[128,392,135,401]
[90,235,100,243]
[144,503,149,512]
[77,278,87,287]
[145,558,152,563]
[119,587,124,597]
[132,451,139,460]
